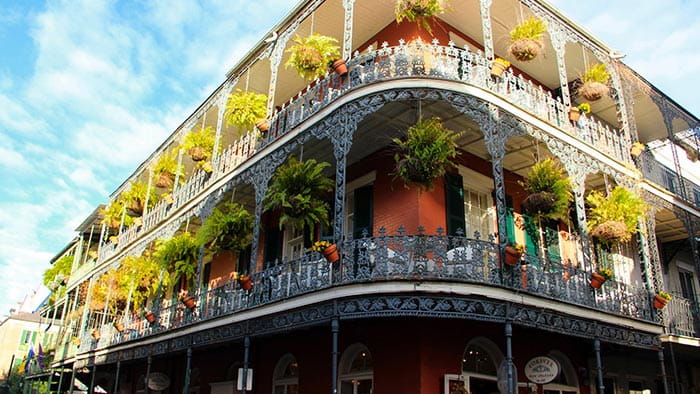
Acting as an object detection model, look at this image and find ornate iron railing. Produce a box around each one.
[639,150,700,207]
[666,293,699,337]
[79,230,658,352]
[93,40,632,267]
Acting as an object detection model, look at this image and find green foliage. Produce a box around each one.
[509,17,547,41]
[586,186,648,244]
[101,200,134,229]
[582,63,610,84]
[155,233,199,289]
[264,157,334,238]
[89,268,127,313]
[121,181,159,213]
[119,254,160,310]
[43,255,73,287]
[393,117,459,191]
[518,158,572,221]
[197,202,254,254]
[152,150,186,182]
[182,126,220,161]
[225,89,268,130]
[285,34,340,80]
[395,0,446,34]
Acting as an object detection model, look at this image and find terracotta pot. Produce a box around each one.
[181,295,196,310]
[144,311,156,324]
[113,322,125,333]
[238,275,253,291]
[322,244,340,263]
[589,272,607,289]
[330,59,348,77]
[653,294,669,309]
[255,119,270,132]
[188,146,206,161]
[631,144,644,158]
[504,246,522,266]
[569,107,581,122]
[491,62,508,78]
[91,330,100,340]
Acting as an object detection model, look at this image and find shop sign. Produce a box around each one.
[147,372,171,391]
[524,356,559,384]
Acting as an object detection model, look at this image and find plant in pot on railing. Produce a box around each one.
[569,102,590,122]
[393,117,459,191]
[504,243,525,266]
[264,157,335,247]
[586,186,648,250]
[589,267,613,289]
[152,150,186,190]
[508,17,547,62]
[394,0,447,35]
[122,181,159,217]
[653,291,672,309]
[578,63,610,102]
[312,240,340,263]
[155,232,200,310]
[181,126,219,173]
[225,89,270,134]
[491,58,511,78]
[233,271,254,291]
[285,33,341,81]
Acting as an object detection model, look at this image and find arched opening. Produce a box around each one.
[544,350,579,394]
[461,337,504,394]
[273,354,299,394]
[339,343,373,394]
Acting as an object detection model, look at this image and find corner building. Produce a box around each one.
[31,0,700,393]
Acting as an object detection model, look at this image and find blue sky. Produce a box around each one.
[0,0,698,316]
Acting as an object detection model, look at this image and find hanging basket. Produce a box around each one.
[521,192,556,217]
[653,294,669,309]
[589,272,607,289]
[155,172,175,189]
[322,244,340,263]
[590,220,627,244]
[109,219,121,230]
[330,59,348,76]
[579,82,609,102]
[504,246,523,266]
[188,146,206,162]
[181,295,196,310]
[127,200,144,216]
[113,322,125,333]
[509,39,543,62]
[569,107,581,122]
[238,275,253,291]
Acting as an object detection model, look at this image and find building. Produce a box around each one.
[25,0,700,393]
[0,312,61,383]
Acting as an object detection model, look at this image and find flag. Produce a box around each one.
[18,357,27,374]
[38,344,45,370]
[24,346,35,374]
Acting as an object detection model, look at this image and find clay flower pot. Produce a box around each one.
[113,322,125,333]
[255,119,270,133]
[238,275,253,291]
[491,61,508,78]
[181,295,196,310]
[330,59,348,76]
[589,272,607,289]
[144,311,156,324]
[91,330,101,340]
[569,107,581,122]
[653,294,669,309]
[504,246,523,266]
[322,243,340,263]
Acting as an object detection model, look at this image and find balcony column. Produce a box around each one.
[341,0,354,60]
[594,338,604,394]
[113,361,120,394]
[144,355,152,394]
[641,212,664,295]
[242,336,251,394]
[564,166,594,271]
[213,82,235,174]
[504,321,514,394]
[331,113,356,244]
[658,348,670,394]
[607,63,639,144]
[88,364,96,394]
[68,365,76,394]
[56,368,64,394]
[478,0,494,61]
[548,26,571,108]
[331,318,339,394]
[183,347,192,394]
[265,27,297,116]
[79,276,96,338]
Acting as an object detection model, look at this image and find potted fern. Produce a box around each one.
[586,186,648,249]
[285,33,341,80]
[196,202,254,255]
[509,17,547,62]
[394,0,446,35]
[152,151,186,189]
[122,181,159,216]
[182,126,217,162]
[155,233,200,303]
[102,200,134,229]
[579,63,610,101]
[264,157,334,239]
[569,102,590,122]
[518,159,571,221]
[225,89,270,133]
[393,117,459,191]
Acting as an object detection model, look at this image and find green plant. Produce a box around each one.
[597,268,614,280]
[155,232,200,289]
[119,254,160,310]
[264,157,334,239]
[101,200,134,229]
[518,158,571,221]
[656,291,672,301]
[196,202,254,254]
[285,34,340,80]
[152,150,186,189]
[225,89,268,130]
[90,268,127,313]
[509,17,547,61]
[577,103,591,114]
[586,186,648,247]
[582,64,610,84]
[393,117,459,191]
[394,0,446,34]
[43,255,73,288]
[182,126,219,162]
[121,181,159,215]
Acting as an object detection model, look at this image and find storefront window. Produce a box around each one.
[339,344,373,394]
[273,354,299,394]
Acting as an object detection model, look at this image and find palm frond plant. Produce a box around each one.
[393,117,459,191]
[101,200,134,229]
[518,158,572,222]
[285,34,340,80]
[508,17,547,61]
[118,254,160,311]
[579,63,610,101]
[264,157,334,240]
[586,186,648,248]
[121,181,159,216]
[196,202,254,255]
[182,126,218,162]
[225,89,269,132]
[394,0,447,35]
[152,150,186,190]
[154,233,200,291]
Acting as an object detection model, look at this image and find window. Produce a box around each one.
[273,354,299,394]
[679,269,696,300]
[344,173,375,240]
[543,351,579,394]
[455,167,495,239]
[339,344,373,394]
[283,226,305,262]
[461,338,504,394]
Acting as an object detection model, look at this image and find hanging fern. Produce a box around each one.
[518,158,571,221]
[196,202,254,254]
[586,186,648,247]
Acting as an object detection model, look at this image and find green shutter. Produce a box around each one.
[522,214,538,255]
[505,196,516,245]
[545,222,561,262]
[353,185,373,238]
[444,173,466,236]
